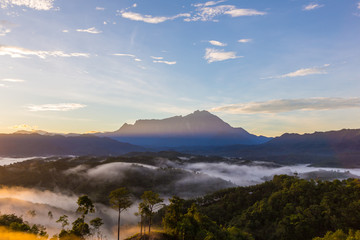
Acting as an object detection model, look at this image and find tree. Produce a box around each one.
[109,187,133,240]
[76,195,95,218]
[90,217,104,240]
[140,191,164,235]
[163,196,185,237]
[56,215,69,230]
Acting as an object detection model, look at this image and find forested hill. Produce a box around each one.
[151,175,360,240]
[0,133,145,157]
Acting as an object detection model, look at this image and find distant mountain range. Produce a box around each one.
[182,129,360,167]
[0,134,144,157]
[98,110,270,147]
[1,111,360,167]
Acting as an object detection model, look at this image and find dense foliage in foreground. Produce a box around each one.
[154,175,360,240]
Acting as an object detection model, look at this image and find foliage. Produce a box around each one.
[183,175,360,240]
[313,229,360,240]
[109,187,133,240]
[0,213,47,236]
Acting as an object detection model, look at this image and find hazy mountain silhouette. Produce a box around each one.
[182,129,360,167]
[0,133,145,157]
[99,110,270,147]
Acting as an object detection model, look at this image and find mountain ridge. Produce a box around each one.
[98,110,270,147]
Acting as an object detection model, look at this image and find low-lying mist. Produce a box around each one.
[1,156,360,239]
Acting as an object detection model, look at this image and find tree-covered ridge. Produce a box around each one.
[179,175,360,240]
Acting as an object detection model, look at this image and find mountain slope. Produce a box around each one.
[186,129,360,167]
[100,110,270,147]
[0,133,145,157]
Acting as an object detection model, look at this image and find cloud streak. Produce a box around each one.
[27,103,86,112]
[209,40,227,46]
[303,3,324,11]
[204,48,241,63]
[76,27,102,34]
[0,0,54,10]
[2,78,24,82]
[211,97,360,114]
[112,53,142,62]
[187,4,266,22]
[238,38,252,43]
[120,11,190,24]
[0,45,90,59]
[153,60,176,65]
[265,64,329,79]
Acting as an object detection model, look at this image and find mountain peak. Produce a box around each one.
[100,110,270,147]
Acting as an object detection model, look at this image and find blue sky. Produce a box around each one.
[0,0,360,136]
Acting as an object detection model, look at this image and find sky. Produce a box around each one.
[0,0,360,137]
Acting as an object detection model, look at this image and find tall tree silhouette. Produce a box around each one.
[109,187,133,240]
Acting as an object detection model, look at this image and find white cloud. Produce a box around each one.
[121,11,190,24]
[211,97,360,114]
[209,40,227,46]
[62,29,69,33]
[303,3,324,11]
[204,48,240,63]
[112,53,142,62]
[0,45,89,59]
[267,64,329,78]
[153,60,176,65]
[187,4,266,22]
[358,2,360,9]
[0,83,5,87]
[2,78,24,82]
[0,0,54,10]
[151,56,163,60]
[113,53,136,58]
[193,0,227,7]
[238,38,252,43]
[27,103,86,112]
[76,27,102,34]
[95,6,104,11]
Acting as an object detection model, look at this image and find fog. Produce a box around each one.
[2,157,360,239]
[0,157,40,166]
[0,186,139,239]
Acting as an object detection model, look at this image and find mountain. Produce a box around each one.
[0,133,145,157]
[184,129,360,167]
[99,110,270,147]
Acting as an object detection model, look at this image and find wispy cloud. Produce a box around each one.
[0,20,14,36]
[204,48,241,63]
[112,53,142,62]
[0,45,90,59]
[209,40,227,46]
[1,78,24,82]
[95,6,104,11]
[10,124,37,131]
[27,103,86,112]
[151,56,164,60]
[238,38,252,43]
[153,60,176,65]
[193,0,227,7]
[187,4,266,22]
[0,0,54,10]
[0,83,5,87]
[76,27,102,34]
[358,2,360,9]
[265,64,329,79]
[120,11,190,24]
[303,3,324,11]
[211,97,360,114]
